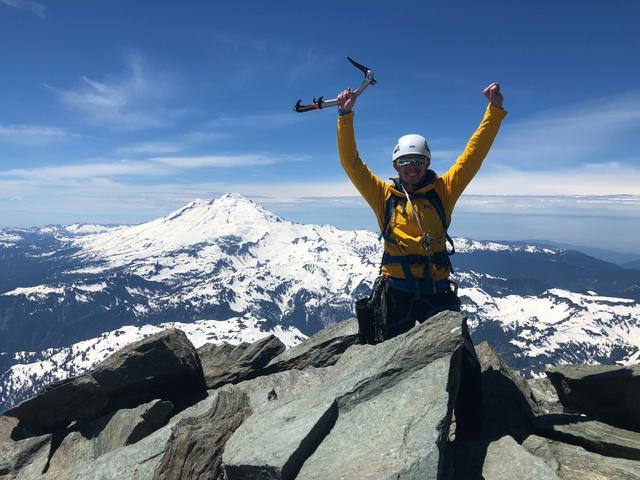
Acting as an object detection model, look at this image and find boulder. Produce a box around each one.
[44,399,173,478]
[197,335,285,389]
[534,415,640,461]
[5,328,206,435]
[0,433,51,480]
[223,311,469,480]
[475,341,540,439]
[546,364,640,431]
[523,434,640,480]
[482,435,560,479]
[154,388,252,480]
[265,318,359,373]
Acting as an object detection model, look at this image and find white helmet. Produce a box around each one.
[392,134,431,163]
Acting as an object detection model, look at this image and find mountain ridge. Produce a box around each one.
[1,193,639,412]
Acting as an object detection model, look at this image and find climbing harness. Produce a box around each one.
[379,176,457,296]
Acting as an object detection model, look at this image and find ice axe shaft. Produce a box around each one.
[294,56,377,113]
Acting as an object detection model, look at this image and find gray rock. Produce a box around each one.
[6,328,206,435]
[72,391,222,480]
[0,433,51,480]
[528,376,564,415]
[224,396,338,480]
[224,311,468,480]
[0,416,18,443]
[297,356,453,480]
[534,415,640,461]
[546,364,640,431]
[265,318,359,373]
[475,341,540,439]
[523,434,640,480]
[44,399,173,478]
[221,368,331,414]
[482,435,560,479]
[197,335,285,389]
[73,423,175,480]
[154,388,252,480]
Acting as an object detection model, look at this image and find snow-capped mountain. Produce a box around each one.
[1,193,640,412]
[0,194,379,353]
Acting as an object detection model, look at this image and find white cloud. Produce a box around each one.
[0,124,69,143]
[115,143,185,155]
[457,194,640,218]
[207,113,303,129]
[48,53,190,131]
[469,162,640,196]
[0,161,165,181]
[151,154,298,169]
[0,0,44,17]
[0,154,304,181]
[490,91,640,168]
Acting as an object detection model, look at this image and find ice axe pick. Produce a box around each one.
[293,56,377,113]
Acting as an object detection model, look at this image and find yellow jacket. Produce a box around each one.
[337,104,506,281]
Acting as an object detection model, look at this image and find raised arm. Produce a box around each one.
[336,88,388,227]
[440,83,507,214]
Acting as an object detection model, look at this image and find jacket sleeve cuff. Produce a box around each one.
[488,103,507,118]
[338,111,354,122]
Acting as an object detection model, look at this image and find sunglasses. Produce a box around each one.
[395,155,428,167]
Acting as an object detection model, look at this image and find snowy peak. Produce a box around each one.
[163,193,282,226]
[70,193,290,265]
[154,193,287,238]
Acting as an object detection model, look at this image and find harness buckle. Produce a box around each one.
[422,233,432,254]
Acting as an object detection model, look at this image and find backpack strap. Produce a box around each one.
[422,189,456,257]
[379,180,456,278]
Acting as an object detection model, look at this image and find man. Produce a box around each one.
[337,83,506,340]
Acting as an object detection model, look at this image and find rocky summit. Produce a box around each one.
[2,313,640,479]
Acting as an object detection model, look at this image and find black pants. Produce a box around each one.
[381,286,461,339]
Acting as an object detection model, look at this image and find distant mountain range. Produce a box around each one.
[510,239,640,268]
[1,193,639,411]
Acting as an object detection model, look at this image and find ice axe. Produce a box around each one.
[293,56,377,113]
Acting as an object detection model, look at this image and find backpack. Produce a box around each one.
[379,185,456,277]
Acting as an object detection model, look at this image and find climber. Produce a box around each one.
[337,83,506,341]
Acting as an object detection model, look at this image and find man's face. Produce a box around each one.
[393,156,430,190]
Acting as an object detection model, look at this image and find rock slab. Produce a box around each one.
[482,435,560,479]
[546,363,640,431]
[198,335,285,389]
[154,388,252,480]
[475,341,540,439]
[44,399,173,478]
[0,433,51,480]
[5,328,206,435]
[224,311,469,480]
[534,415,640,461]
[265,318,359,373]
[524,434,640,480]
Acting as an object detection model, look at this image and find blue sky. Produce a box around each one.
[1,1,639,252]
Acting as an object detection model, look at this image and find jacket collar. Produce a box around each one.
[389,169,437,196]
